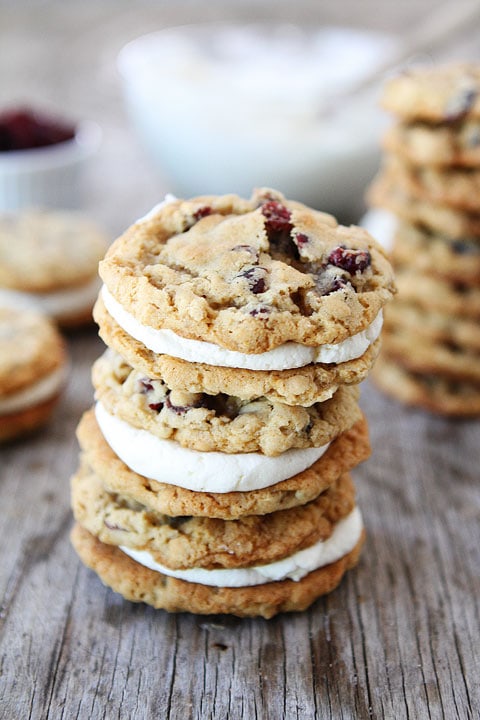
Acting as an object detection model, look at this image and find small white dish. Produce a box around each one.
[0,120,101,211]
[118,23,396,219]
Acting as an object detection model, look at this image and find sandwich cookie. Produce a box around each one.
[0,209,109,327]
[0,305,68,441]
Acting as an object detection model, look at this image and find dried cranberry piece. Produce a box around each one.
[166,516,190,529]
[261,201,292,232]
[294,233,309,248]
[315,274,350,296]
[451,239,478,255]
[328,245,371,274]
[193,206,212,221]
[104,520,127,531]
[249,304,272,318]
[236,267,268,294]
[324,278,350,295]
[444,88,478,122]
[200,393,239,419]
[138,376,166,411]
[138,378,154,393]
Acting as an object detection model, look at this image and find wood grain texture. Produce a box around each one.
[1,3,480,719]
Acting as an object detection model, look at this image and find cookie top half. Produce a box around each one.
[382,64,480,122]
[0,209,108,292]
[99,189,394,354]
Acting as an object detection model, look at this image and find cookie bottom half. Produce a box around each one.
[71,523,365,619]
[0,393,61,442]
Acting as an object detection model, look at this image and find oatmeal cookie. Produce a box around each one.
[382,324,480,384]
[0,208,108,326]
[381,64,480,123]
[94,295,381,405]
[395,269,480,319]
[0,306,67,441]
[77,409,370,519]
[380,155,480,212]
[382,119,480,168]
[391,222,480,285]
[71,523,365,618]
[372,355,480,416]
[368,171,480,239]
[92,350,362,456]
[99,189,394,353]
[385,301,480,353]
[72,459,355,570]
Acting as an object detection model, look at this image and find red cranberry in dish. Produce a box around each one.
[0,107,75,152]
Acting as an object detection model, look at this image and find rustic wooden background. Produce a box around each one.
[1,2,479,718]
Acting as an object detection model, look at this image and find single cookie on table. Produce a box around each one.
[372,354,480,417]
[92,349,362,456]
[368,170,480,239]
[0,305,68,441]
[395,269,480,319]
[381,64,480,123]
[98,188,394,360]
[94,294,382,407]
[382,324,480,385]
[385,301,480,353]
[0,209,109,328]
[382,120,480,168]
[76,409,371,519]
[379,154,480,212]
[71,458,356,570]
[71,522,365,618]
[390,222,480,286]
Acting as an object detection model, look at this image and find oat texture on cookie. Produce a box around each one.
[70,187,395,617]
[368,63,480,416]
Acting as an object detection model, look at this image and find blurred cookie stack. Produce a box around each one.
[70,188,394,618]
[0,108,108,440]
[368,64,480,415]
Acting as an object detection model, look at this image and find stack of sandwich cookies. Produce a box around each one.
[368,64,480,415]
[0,306,68,441]
[0,209,109,328]
[70,188,395,617]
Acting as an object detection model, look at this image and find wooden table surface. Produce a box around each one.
[1,3,479,718]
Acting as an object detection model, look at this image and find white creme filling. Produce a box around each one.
[0,275,101,320]
[102,285,383,370]
[119,506,363,587]
[0,364,67,415]
[95,401,330,493]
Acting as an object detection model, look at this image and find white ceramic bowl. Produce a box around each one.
[118,23,395,220]
[0,120,101,211]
